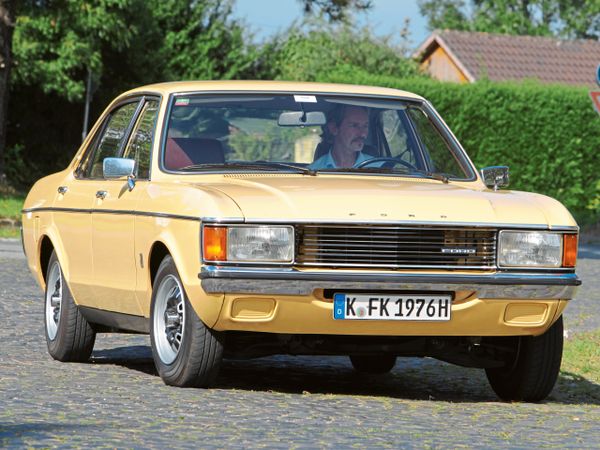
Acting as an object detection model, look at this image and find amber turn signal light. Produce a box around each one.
[203,227,227,261]
[562,234,578,267]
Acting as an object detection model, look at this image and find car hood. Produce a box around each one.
[193,175,572,227]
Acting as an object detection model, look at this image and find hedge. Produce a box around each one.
[319,69,600,224]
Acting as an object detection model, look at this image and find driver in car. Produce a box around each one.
[309,105,373,169]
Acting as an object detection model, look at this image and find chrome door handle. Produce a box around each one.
[95,190,107,200]
[57,186,68,195]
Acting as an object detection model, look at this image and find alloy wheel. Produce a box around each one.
[45,261,62,341]
[153,274,186,364]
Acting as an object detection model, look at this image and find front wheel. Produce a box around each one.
[150,256,223,387]
[485,316,563,402]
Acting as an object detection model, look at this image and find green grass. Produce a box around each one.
[0,227,20,238]
[0,195,25,220]
[562,329,600,384]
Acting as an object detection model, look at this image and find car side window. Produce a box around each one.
[407,107,465,177]
[122,100,159,179]
[84,101,139,178]
[380,109,417,166]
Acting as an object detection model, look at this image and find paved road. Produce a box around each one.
[1,239,599,448]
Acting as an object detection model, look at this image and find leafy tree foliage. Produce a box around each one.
[13,0,141,101]
[12,0,261,101]
[150,0,262,81]
[267,20,420,81]
[418,0,600,39]
[300,0,372,22]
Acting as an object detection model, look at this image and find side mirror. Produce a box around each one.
[278,111,326,127]
[103,157,135,178]
[103,157,136,190]
[481,166,509,191]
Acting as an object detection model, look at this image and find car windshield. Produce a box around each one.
[163,94,473,179]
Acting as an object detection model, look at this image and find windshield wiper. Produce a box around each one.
[409,169,449,183]
[179,161,316,175]
[315,166,450,182]
[315,167,400,174]
[254,161,317,175]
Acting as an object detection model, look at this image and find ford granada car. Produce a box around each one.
[22,81,580,401]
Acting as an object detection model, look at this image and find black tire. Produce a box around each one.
[44,251,96,362]
[486,316,564,402]
[150,255,224,387]
[349,355,397,374]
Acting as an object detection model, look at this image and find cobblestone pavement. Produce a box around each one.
[1,239,599,448]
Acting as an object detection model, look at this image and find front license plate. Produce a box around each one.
[333,294,451,321]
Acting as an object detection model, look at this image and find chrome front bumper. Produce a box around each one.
[199,267,580,299]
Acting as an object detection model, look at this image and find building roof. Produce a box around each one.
[415,30,600,88]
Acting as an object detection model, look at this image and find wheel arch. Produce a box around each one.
[39,235,55,284]
[148,240,171,288]
[145,231,224,329]
[35,227,72,292]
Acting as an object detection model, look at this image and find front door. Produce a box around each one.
[90,98,159,315]
[91,180,141,315]
[77,99,142,314]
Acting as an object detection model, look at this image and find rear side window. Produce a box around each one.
[84,101,139,178]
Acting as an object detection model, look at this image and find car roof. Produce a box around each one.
[120,80,425,101]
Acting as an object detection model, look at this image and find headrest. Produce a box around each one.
[165,137,225,170]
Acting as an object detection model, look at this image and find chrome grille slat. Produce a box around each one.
[299,249,496,256]
[296,225,497,269]
[301,243,496,251]
[304,238,494,246]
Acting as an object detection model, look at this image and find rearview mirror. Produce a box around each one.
[481,166,509,191]
[278,111,326,127]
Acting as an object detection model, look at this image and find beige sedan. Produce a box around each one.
[22,81,580,401]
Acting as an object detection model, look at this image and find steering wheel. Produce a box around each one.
[355,157,417,171]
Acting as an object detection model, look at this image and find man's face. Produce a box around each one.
[330,107,369,154]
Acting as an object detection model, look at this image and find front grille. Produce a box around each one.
[296,225,497,269]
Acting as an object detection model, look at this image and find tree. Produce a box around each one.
[13,0,141,102]
[150,0,261,81]
[0,0,15,183]
[418,0,600,39]
[6,0,264,189]
[267,20,419,82]
[300,0,372,22]
[5,0,154,187]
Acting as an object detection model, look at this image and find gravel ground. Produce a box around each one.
[1,239,599,449]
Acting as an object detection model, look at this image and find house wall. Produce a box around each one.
[420,46,469,83]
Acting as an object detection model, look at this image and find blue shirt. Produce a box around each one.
[308,150,373,170]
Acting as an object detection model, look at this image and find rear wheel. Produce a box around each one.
[150,256,223,387]
[349,355,397,374]
[486,316,563,402]
[44,251,96,362]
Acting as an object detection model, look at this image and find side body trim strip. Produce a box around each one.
[22,207,200,222]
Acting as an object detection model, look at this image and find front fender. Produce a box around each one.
[137,217,224,328]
